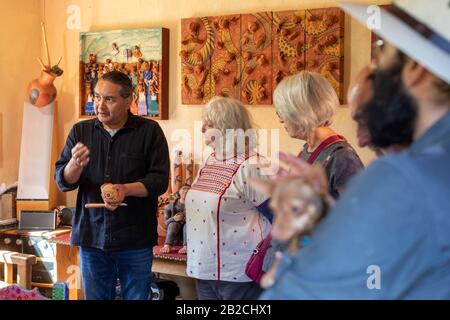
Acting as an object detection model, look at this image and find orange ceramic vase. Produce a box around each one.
[27,70,59,108]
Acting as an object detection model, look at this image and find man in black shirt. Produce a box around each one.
[55,71,169,300]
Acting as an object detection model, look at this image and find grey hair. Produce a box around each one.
[203,96,257,155]
[273,71,339,138]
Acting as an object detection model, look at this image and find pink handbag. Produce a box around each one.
[245,234,272,283]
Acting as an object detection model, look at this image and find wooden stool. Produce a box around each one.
[0,250,37,290]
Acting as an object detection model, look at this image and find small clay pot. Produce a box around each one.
[27,66,63,107]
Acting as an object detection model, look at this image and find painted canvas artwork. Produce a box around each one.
[80,28,169,119]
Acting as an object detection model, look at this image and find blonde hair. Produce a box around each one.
[202,96,256,154]
[273,71,339,138]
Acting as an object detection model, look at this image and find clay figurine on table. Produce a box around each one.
[161,184,191,254]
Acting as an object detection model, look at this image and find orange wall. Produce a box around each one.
[1,0,390,206]
[0,0,42,185]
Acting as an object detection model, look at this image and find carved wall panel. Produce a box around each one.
[181,7,345,105]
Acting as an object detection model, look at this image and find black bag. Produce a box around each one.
[59,207,74,226]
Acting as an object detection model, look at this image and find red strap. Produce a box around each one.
[306,135,345,164]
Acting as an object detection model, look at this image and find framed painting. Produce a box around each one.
[79,28,169,120]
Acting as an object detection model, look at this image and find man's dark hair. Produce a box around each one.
[100,71,133,98]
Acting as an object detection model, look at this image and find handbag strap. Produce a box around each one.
[253,233,272,254]
[306,135,346,165]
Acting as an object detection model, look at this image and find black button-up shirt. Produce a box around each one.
[55,112,169,251]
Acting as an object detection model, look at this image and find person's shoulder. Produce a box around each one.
[373,151,415,174]
[131,115,165,136]
[347,152,413,192]
[327,154,417,233]
[326,141,365,173]
[69,118,97,135]
[131,114,159,127]
[241,152,267,168]
[74,117,97,128]
[333,140,360,158]
[238,153,271,177]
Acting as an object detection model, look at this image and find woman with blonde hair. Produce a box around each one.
[274,71,364,198]
[185,96,271,300]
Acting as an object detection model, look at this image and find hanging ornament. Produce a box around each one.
[26,22,63,108]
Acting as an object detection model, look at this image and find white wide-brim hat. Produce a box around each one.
[340,0,450,84]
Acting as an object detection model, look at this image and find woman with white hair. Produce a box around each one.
[274,71,364,198]
[185,96,271,300]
